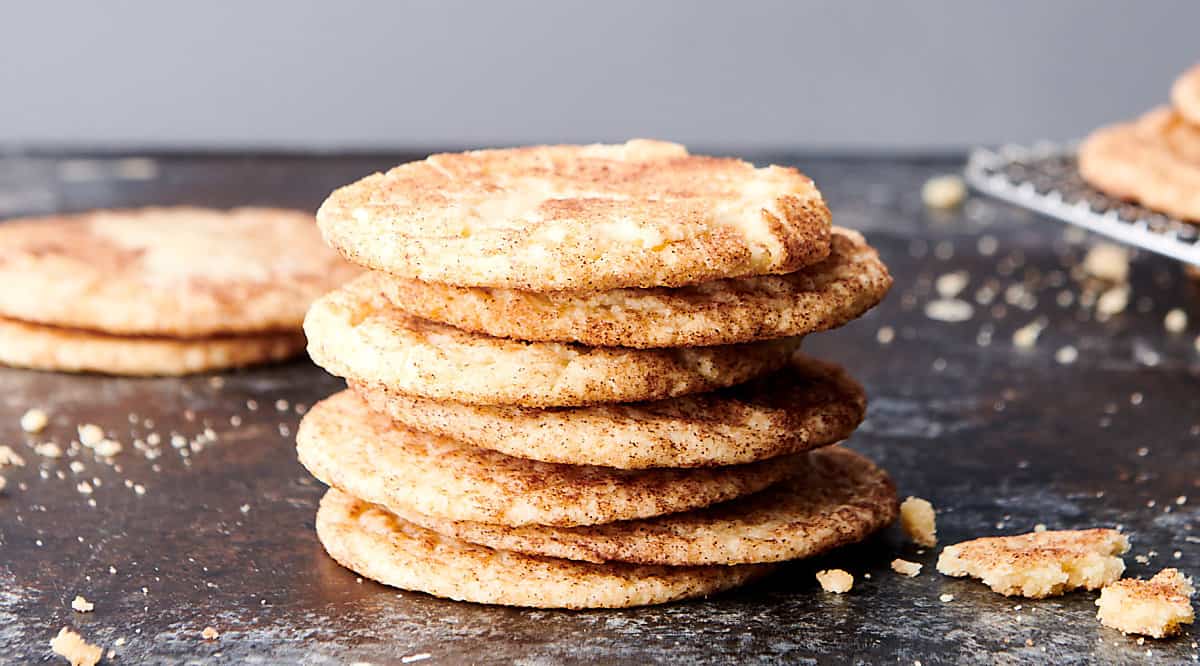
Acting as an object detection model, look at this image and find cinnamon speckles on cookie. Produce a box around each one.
[304,277,802,407]
[0,207,357,337]
[317,141,832,291]
[372,227,890,349]
[315,488,773,609]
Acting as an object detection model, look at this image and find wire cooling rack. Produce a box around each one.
[964,143,1200,266]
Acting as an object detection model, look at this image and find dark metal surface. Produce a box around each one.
[1,153,1199,665]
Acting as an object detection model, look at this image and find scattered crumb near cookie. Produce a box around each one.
[935,271,969,299]
[70,595,94,613]
[900,497,937,547]
[201,626,219,640]
[1096,568,1195,639]
[936,528,1129,598]
[35,442,63,459]
[939,593,954,603]
[50,627,102,666]
[92,439,122,457]
[1165,309,1188,334]
[20,408,49,433]
[816,569,854,594]
[1096,285,1130,318]
[76,424,104,448]
[0,445,25,467]
[922,174,967,210]
[891,558,922,577]
[1082,243,1130,283]
[1012,320,1044,348]
[924,298,974,323]
[1055,345,1079,365]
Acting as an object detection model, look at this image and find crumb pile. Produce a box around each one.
[1079,62,1200,222]
[0,207,356,376]
[297,140,898,608]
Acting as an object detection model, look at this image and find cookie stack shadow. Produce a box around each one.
[296,140,899,608]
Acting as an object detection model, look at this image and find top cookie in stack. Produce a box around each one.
[316,139,832,292]
[299,141,896,608]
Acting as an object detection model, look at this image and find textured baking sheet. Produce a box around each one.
[965,142,1200,266]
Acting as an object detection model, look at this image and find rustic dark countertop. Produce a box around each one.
[1,151,1198,665]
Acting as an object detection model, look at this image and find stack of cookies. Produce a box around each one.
[0,207,354,376]
[1079,62,1200,222]
[298,140,898,608]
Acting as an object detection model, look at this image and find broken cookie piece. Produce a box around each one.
[1097,568,1195,639]
[936,528,1128,598]
[50,627,102,666]
[816,569,854,594]
[900,496,937,547]
[891,558,922,577]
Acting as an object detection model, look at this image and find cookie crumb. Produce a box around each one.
[935,271,970,299]
[71,595,94,613]
[20,408,49,433]
[201,626,219,640]
[876,326,895,345]
[35,442,63,458]
[1055,345,1079,365]
[1083,243,1130,283]
[93,439,122,457]
[1095,285,1130,318]
[900,497,937,547]
[937,528,1128,598]
[50,627,102,666]
[1096,568,1194,638]
[76,424,104,447]
[922,174,967,210]
[0,445,26,467]
[1165,309,1188,334]
[939,593,955,603]
[401,654,432,664]
[924,299,974,323]
[816,569,854,594]
[891,558,923,577]
[1012,320,1044,348]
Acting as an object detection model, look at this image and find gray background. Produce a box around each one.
[2,1,1196,151]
